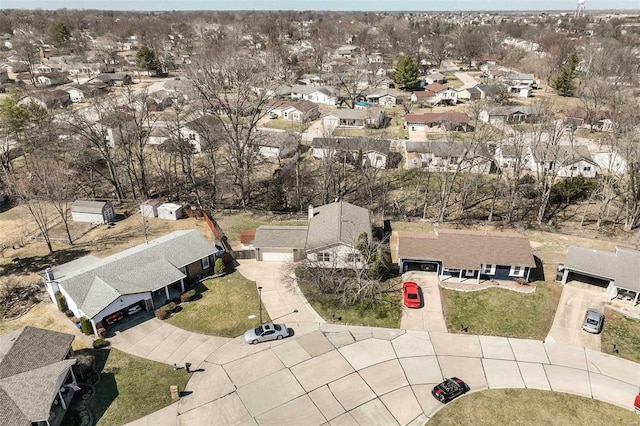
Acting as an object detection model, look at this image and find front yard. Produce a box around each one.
[62,348,190,426]
[441,280,562,340]
[428,389,637,425]
[601,307,640,363]
[167,271,270,337]
[297,268,403,329]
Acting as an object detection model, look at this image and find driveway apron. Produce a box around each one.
[400,271,448,333]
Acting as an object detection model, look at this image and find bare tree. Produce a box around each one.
[186,50,282,206]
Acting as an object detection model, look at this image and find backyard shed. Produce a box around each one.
[157,203,183,220]
[71,200,115,224]
[140,199,162,218]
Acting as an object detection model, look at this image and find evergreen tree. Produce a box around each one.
[552,53,579,97]
[50,22,71,47]
[136,45,159,74]
[393,55,420,90]
[265,182,285,211]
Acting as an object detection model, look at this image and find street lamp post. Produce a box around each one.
[257,286,263,324]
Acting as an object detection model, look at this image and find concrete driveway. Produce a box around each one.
[453,72,480,90]
[124,324,640,426]
[400,272,447,333]
[546,281,607,351]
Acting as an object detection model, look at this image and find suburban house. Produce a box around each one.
[255,131,299,159]
[64,84,105,103]
[404,111,472,133]
[500,72,536,88]
[420,72,447,85]
[311,137,391,169]
[364,91,397,106]
[42,230,219,335]
[423,83,458,105]
[410,89,438,106]
[98,111,137,148]
[323,108,385,129]
[479,105,538,124]
[593,146,628,175]
[71,200,116,224]
[19,90,71,110]
[290,84,338,105]
[335,45,359,58]
[457,86,483,101]
[561,245,640,305]
[397,229,536,283]
[91,73,132,87]
[527,144,598,178]
[266,100,320,122]
[404,140,494,173]
[35,72,68,87]
[494,142,530,169]
[0,326,78,426]
[254,201,372,268]
[180,115,223,153]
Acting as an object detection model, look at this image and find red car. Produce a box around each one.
[402,281,421,308]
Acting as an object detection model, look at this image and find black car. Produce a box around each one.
[432,377,470,403]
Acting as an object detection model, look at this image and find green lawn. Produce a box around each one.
[70,348,190,426]
[261,119,309,132]
[214,211,306,241]
[601,307,640,363]
[441,280,562,340]
[167,271,270,337]
[297,272,402,329]
[428,389,637,425]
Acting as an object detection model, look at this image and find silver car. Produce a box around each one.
[582,308,604,334]
[244,323,290,344]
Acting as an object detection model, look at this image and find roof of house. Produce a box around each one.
[530,144,596,166]
[405,140,492,159]
[412,90,437,98]
[48,230,215,318]
[255,132,299,157]
[254,226,309,249]
[71,200,110,214]
[397,229,536,270]
[483,105,537,116]
[405,111,469,125]
[325,108,382,120]
[268,99,318,113]
[424,83,450,93]
[564,246,640,291]
[0,326,75,425]
[305,201,372,251]
[311,137,391,155]
[290,84,336,97]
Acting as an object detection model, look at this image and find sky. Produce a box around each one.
[2,0,639,11]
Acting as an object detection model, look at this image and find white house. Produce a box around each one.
[323,108,385,129]
[593,148,628,175]
[71,200,116,224]
[290,85,338,106]
[311,137,390,169]
[527,145,598,178]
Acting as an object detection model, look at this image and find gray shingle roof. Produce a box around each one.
[305,201,372,251]
[0,326,75,425]
[71,200,109,214]
[50,230,216,318]
[311,137,390,155]
[253,226,308,249]
[564,246,640,291]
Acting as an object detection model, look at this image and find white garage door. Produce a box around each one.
[262,251,294,262]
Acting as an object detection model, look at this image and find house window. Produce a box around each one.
[509,265,525,277]
[464,269,475,278]
[202,256,211,270]
[481,264,496,275]
[188,133,196,140]
[346,253,361,263]
[570,166,577,171]
[316,252,332,262]
[583,166,591,171]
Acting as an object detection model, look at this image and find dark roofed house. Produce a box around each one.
[91,73,132,87]
[323,108,385,129]
[397,229,536,283]
[311,137,391,169]
[479,105,538,124]
[562,246,640,305]
[0,326,77,426]
[404,111,472,133]
[404,140,494,173]
[42,230,219,335]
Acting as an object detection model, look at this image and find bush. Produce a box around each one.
[65,310,74,317]
[180,290,196,303]
[214,258,226,275]
[79,317,92,335]
[164,302,177,313]
[155,309,168,320]
[55,291,68,312]
[92,338,109,349]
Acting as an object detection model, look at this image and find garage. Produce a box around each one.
[565,271,610,288]
[402,261,439,273]
[261,251,294,262]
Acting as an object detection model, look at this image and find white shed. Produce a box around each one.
[71,200,116,224]
[157,203,183,220]
[139,199,162,218]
